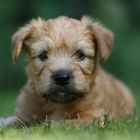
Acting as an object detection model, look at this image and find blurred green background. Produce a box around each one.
[0,0,140,116]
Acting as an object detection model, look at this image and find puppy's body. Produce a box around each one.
[0,16,135,126]
[15,68,134,124]
[16,67,134,123]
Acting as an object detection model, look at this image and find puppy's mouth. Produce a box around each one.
[42,87,84,104]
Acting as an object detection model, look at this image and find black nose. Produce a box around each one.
[52,70,72,86]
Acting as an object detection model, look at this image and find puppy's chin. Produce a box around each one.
[42,86,84,104]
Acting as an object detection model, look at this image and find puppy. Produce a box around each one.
[0,16,135,127]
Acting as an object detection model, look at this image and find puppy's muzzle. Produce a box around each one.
[51,70,73,86]
[43,69,84,103]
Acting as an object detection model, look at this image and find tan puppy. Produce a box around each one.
[1,16,135,126]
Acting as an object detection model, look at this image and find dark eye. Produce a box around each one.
[38,52,48,61]
[75,50,86,61]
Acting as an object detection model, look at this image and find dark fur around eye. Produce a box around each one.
[75,50,86,61]
[38,52,48,61]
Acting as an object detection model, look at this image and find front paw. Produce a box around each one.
[0,116,25,127]
[0,117,5,127]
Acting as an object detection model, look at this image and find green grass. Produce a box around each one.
[0,120,140,140]
[0,91,140,140]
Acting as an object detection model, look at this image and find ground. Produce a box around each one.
[0,91,140,140]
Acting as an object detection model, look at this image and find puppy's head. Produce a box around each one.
[12,16,113,103]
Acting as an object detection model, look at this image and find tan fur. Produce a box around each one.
[11,16,135,125]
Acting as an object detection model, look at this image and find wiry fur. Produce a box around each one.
[1,16,135,127]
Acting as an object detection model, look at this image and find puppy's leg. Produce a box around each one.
[0,116,25,127]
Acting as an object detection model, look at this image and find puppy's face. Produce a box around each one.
[12,16,113,103]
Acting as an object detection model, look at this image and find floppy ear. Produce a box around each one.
[12,25,31,64]
[91,22,114,62]
[12,18,46,63]
[81,16,114,62]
